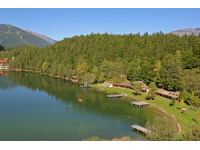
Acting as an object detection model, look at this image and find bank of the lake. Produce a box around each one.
[9,69,184,136]
[11,68,70,80]
[93,84,198,139]
[1,71,167,141]
[7,69,188,139]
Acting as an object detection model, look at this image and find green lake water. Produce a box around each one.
[0,71,160,141]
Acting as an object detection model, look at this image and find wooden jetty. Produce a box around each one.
[107,94,127,98]
[131,101,150,107]
[131,124,152,134]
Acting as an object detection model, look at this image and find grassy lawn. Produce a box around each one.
[93,84,198,137]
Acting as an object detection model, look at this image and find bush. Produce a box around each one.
[169,98,176,106]
[177,124,200,141]
[145,116,176,141]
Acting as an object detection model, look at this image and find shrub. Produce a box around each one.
[170,98,176,106]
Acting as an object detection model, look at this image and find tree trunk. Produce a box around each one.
[162,83,165,89]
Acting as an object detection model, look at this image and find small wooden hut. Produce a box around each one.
[182,108,187,114]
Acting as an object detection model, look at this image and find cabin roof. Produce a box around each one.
[133,81,144,84]
[156,88,180,98]
[113,81,148,91]
[133,81,148,91]
[142,84,148,91]
[119,81,132,87]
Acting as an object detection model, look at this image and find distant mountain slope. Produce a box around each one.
[25,30,57,44]
[0,24,50,47]
[171,27,200,36]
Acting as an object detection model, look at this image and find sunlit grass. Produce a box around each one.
[93,84,197,137]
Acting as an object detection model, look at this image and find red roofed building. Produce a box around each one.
[0,59,9,70]
[0,60,8,65]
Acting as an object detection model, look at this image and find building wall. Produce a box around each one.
[0,65,9,70]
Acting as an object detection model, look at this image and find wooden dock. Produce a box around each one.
[131,124,152,134]
[107,94,127,98]
[131,101,150,107]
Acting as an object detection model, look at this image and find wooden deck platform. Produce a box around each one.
[107,94,127,98]
[131,124,152,134]
[131,101,150,107]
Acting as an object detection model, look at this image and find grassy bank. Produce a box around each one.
[10,69,197,139]
[93,84,198,138]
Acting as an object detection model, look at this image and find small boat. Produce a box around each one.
[77,99,83,102]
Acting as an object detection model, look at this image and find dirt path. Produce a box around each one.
[156,107,181,135]
[171,114,181,135]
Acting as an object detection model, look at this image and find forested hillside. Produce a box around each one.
[0,24,50,47]
[1,31,200,105]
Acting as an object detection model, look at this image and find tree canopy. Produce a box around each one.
[1,32,200,102]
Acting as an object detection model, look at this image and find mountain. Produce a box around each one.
[25,30,57,44]
[0,24,50,48]
[171,27,200,36]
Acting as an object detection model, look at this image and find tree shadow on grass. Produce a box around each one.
[132,92,142,96]
[192,118,197,122]
[145,97,156,100]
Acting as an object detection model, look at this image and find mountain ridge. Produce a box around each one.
[171,27,200,36]
[0,24,51,48]
[25,30,57,44]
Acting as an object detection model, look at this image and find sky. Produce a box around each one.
[0,1,200,42]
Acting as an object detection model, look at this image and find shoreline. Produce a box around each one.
[10,68,71,80]
[93,84,183,137]
[9,69,184,139]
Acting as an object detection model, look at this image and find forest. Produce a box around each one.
[0,31,200,106]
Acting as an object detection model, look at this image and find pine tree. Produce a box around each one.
[98,72,105,84]
[193,39,200,59]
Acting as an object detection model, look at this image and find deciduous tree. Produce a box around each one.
[133,82,142,96]
[146,82,157,100]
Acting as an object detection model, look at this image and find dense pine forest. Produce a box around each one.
[1,31,200,106]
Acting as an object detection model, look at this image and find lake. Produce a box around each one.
[0,71,160,141]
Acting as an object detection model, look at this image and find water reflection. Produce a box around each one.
[0,71,161,140]
[0,70,9,76]
[0,70,19,90]
[7,71,157,126]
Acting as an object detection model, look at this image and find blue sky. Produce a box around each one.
[0,6,200,41]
